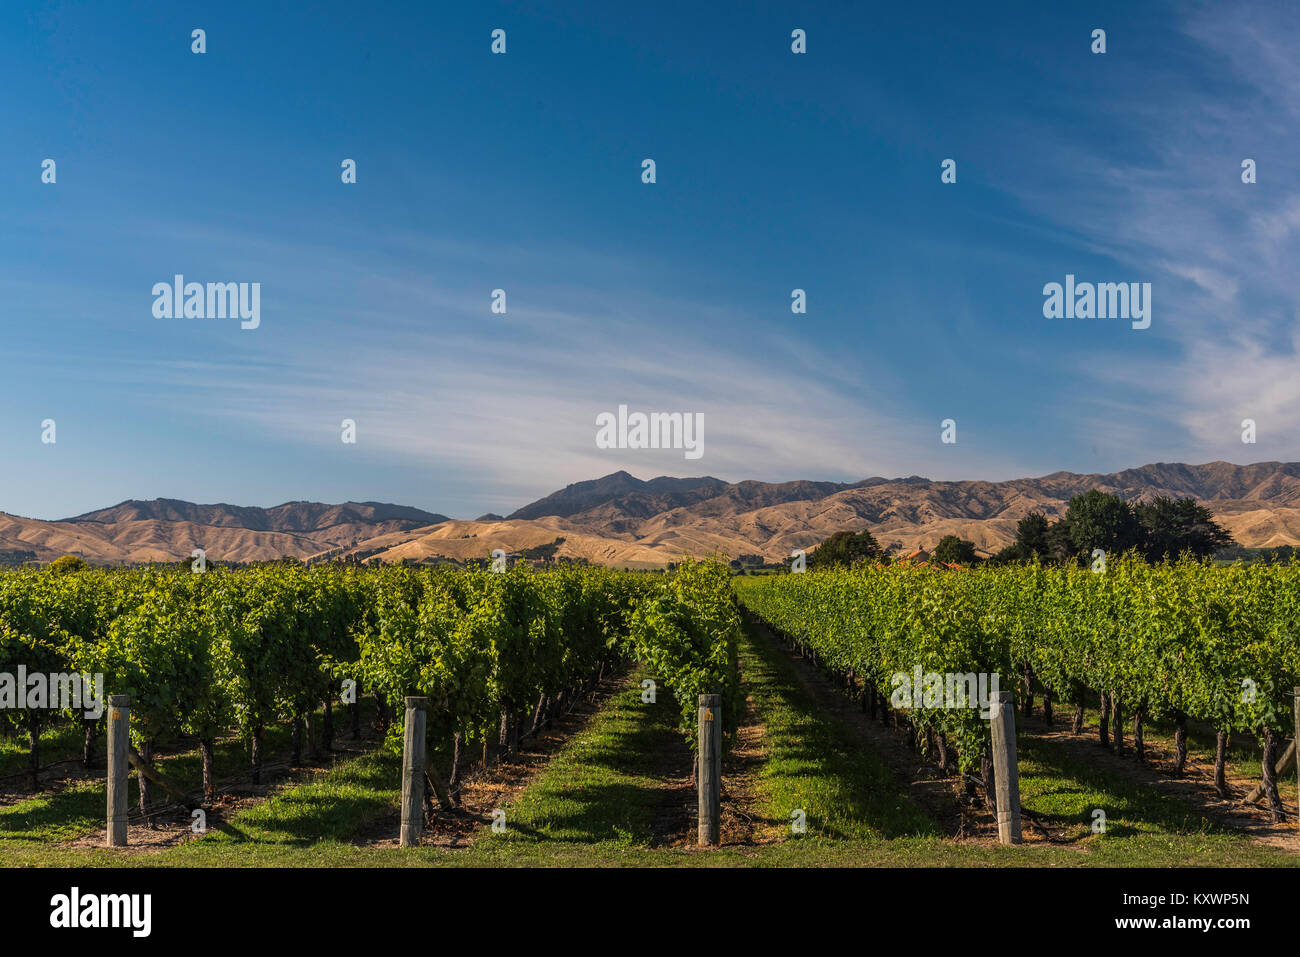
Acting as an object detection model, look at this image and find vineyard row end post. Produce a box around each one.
[990,689,1022,846]
[698,694,721,847]
[106,694,129,847]
[400,696,428,848]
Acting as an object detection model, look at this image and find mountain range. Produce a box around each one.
[4,461,1300,567]
[0,500,448,566]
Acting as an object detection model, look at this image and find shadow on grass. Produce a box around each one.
[0,781,106,841]
[1017,735,1225,837]
[484,679,695,847]
[199,750,400,847]
[740,622,938,840]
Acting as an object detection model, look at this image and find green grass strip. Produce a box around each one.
[738,621,936,841]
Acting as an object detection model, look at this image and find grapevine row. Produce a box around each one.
[0,559,740,803]
[736,557,1300,817]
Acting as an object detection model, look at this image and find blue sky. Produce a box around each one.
[3,0,1298,520]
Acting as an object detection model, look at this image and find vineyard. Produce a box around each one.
[0,560,740,829]
[736,557,1300,823]
[1,555,1297,868]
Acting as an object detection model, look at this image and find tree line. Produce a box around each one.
[808,489,1235,569]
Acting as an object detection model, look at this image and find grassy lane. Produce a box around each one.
[0,722,297,845]
[0,782,105,844]
[0,723,90,780]
[737,619,935,841]
[1018,734,1220,837]
[466,670,690,854]
[1012,736,1292,864]
[0,703,378,857]
[176,749,400,852]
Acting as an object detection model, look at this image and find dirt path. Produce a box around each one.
[724,698,781,845]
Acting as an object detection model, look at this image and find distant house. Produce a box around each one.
[903,548,930,563]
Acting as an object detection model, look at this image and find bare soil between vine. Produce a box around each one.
[718,696,785,850]
[655,686,774,852]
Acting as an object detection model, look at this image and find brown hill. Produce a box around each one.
[0,499,448,566]
[325,461,1300,567]
[506,472,733,522]
[64,498,448,531]
[6,462,1300,567]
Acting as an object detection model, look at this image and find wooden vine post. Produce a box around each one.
[697,694,721,846]
[989,689,1022,846]
[400,696,427,847]
[106,694,129,847]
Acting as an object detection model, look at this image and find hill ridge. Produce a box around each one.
[5,461,1300,567]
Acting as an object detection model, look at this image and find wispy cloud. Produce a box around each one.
[995,2,1300,462]
[85,260,1046,503]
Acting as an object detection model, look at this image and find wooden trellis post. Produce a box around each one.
[989,689,1022,845]
[400,697,427,847]
[697,694,721,846]
[106,695,129,847]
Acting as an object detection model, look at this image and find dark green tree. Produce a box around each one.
[1062,489,1143,562]
[1014,512,1052,562]
[809,529,881,569]
[1135,496,1234,561]
[521,537,566,563]
[1043,517,1074,564]
[931,534,979,565]
[989,543,1024,565]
